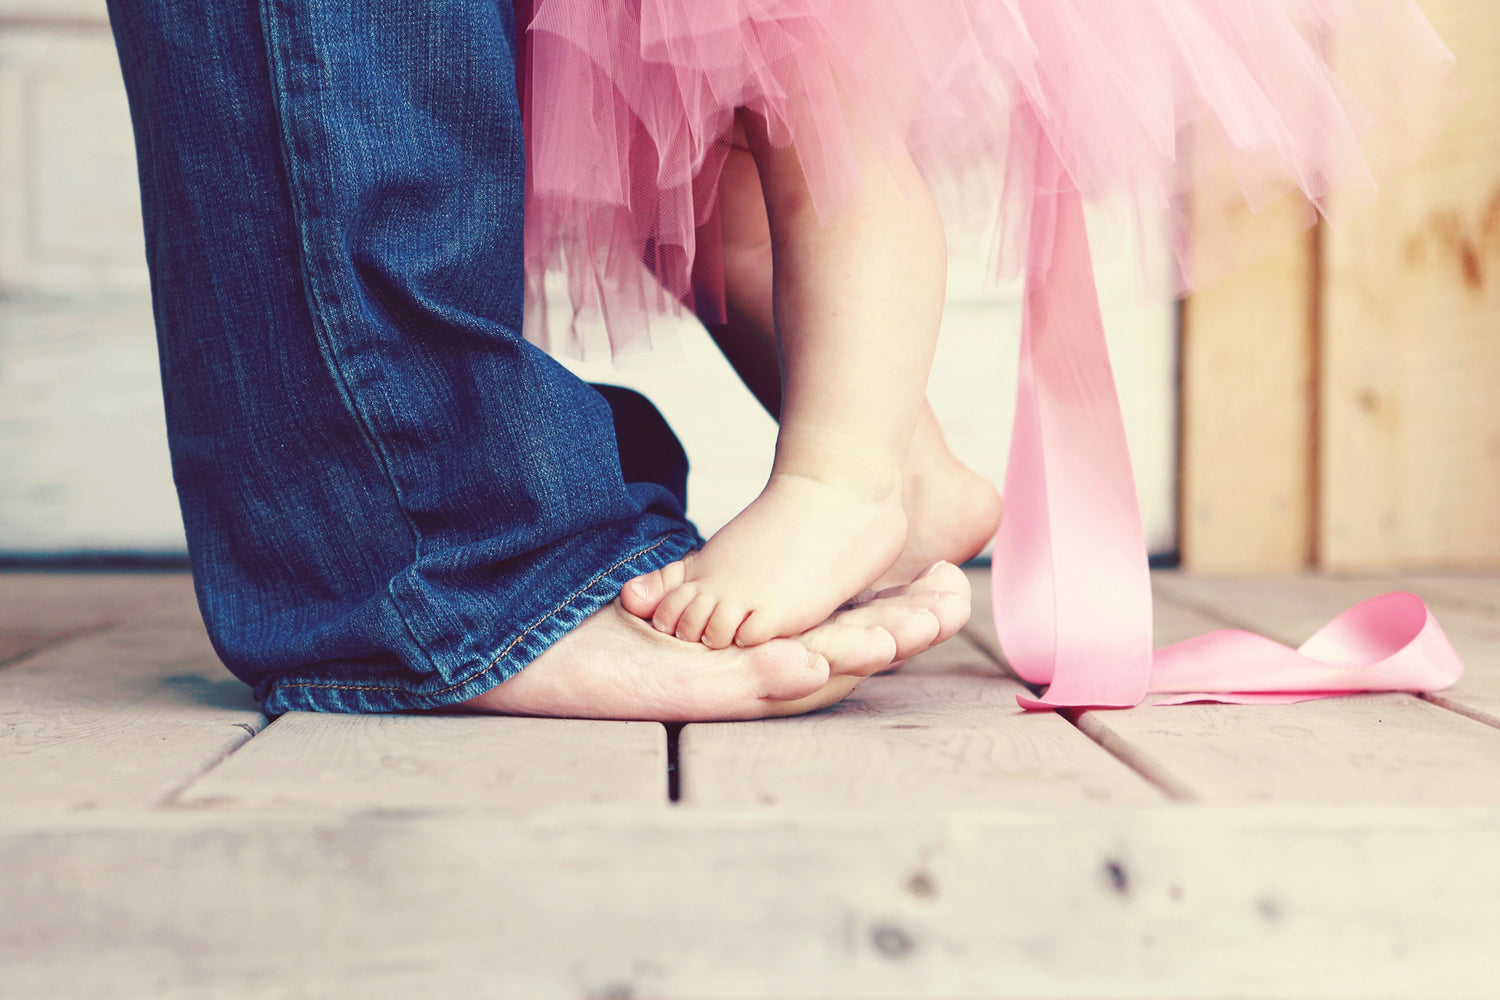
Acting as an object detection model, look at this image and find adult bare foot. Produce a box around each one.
[462,561,969,722]
[784,558,974,699]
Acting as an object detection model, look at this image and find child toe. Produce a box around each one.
[651,581,699,636]
[674,592,718,644]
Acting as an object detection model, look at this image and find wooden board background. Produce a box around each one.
[0,1,1179,557]
[6,568,1500,998]
[3,1,1495,570]
[1182,0,1500,572]
[1320,0,1500,570]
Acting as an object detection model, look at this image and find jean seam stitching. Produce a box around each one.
[258,0,448,679]
[258,0,429,548]
[257,0,425,552]
[275,533,678,696]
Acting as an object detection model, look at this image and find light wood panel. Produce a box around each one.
[177,712,668,810]
[1151,572,1376,641]
[0,624,264,812]
[682,573,1195,807]
[679,670,1165,808]
[1386,585,1500,729]
[2,807,1497,1000]
[961,566,1002,663]
[973,570,1500,802]
[886,629,1003,677]
[0,570,196,664]
[1077,692,1500,804]
[1321,0,1500,569]
[1403,573,1500,616]
[1181,206,1317,572]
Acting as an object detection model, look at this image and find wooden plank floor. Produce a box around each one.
[3,569,1499,999]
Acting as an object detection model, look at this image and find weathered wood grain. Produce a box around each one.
[1151,573,1383,642]
[176,712,667,810]
[0,570,197,664]
[1077,692,1500,804]
[1320,0,1500,570]
[970,571,1500,801]
[0,623,264,812]
[2,807,1497,1000]
[887,629,1004,678]
[961,566,1002,663]
[1403,573,1500,617]
[679,670,1166,807]
[1181,205,1317,572]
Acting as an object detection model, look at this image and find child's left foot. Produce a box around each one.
[624,461,908,648]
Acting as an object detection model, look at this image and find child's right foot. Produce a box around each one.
[623,433,909,648]
[878,419,1003,590]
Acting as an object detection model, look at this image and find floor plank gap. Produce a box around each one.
[1066,709,1201,803]
[156,722,264,808]
[666,722,683,803]
[1422,691,1500,730]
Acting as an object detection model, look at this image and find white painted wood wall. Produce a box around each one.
[0,2,1178,556]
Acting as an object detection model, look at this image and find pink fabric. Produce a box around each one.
[517,0,1455,356]
[516,0,1465,707]
[996,129,1464,711]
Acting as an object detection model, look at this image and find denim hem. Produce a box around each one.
[255,527,698,714]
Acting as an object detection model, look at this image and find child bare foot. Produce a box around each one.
[624,430,909,648]
[621,106,945,647]
[878,407,1003,590]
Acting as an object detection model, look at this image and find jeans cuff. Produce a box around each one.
[255,527,698,714]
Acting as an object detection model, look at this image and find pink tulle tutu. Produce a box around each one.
[515,0,1455,357]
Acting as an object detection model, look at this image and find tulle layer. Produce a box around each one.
[516,0,1455,357]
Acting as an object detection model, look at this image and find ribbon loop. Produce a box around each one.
[993,130,1465,711]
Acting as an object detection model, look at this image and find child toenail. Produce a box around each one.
[630,580,649,597]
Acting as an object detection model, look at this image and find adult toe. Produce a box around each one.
[750,640,831,702]
[799,621,899,679]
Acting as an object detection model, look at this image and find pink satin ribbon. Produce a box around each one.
[991,133,1465,710]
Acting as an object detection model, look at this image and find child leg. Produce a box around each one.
[624,108,948,647]
[698,136,1003,588]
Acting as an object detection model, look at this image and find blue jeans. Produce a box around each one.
[105,0,701,714]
